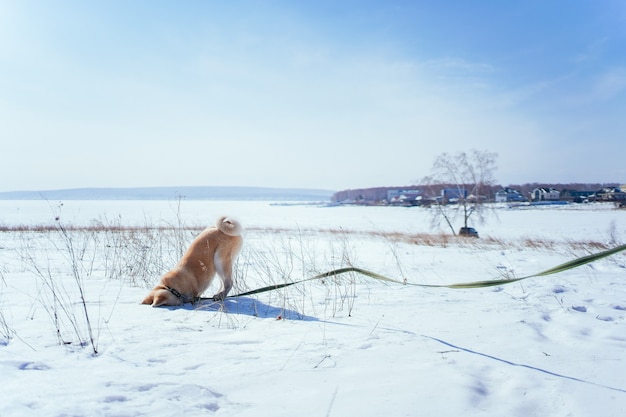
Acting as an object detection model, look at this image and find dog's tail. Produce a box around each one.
[216,216,243,236]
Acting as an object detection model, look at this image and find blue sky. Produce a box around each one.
[1,0,625,192]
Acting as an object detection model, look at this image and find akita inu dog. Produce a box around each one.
[141,216,243,307]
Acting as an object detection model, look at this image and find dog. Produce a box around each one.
[141,216,243,307]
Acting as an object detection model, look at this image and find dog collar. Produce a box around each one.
[165,286,200,304]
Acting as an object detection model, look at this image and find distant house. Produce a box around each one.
[387,189,420,201]
[495,188,525,203]
[597,186,626,202]
[441,188,467,203]
[531,187,560,201]
[560,189,596,203]
[387,189,422,206]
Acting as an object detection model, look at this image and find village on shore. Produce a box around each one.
[331,184,626,208]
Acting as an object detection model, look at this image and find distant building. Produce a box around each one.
[387,189,422,206]
[560,189,596,203]
[441,188,467,203]
[597,187,626,202]
[531,188,560,201]
[495,188,525,203]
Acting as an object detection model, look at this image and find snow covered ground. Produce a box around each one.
[1,200,625,416]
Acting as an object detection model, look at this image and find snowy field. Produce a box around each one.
[1,200,625,417]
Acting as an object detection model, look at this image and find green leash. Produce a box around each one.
[200,243,626,301]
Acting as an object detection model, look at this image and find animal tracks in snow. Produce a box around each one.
[101,382,226,414]
[0,361,51,371]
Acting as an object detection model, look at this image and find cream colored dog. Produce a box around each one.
[141,216,243,307]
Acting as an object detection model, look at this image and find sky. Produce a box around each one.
[1,0,625,192]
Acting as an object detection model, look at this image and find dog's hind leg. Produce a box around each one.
[212,250,234,301]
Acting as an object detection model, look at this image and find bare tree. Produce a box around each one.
[422,150,498,236]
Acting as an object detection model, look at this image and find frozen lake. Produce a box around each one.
[0,199,624,243]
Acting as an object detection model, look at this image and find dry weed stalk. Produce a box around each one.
[17,225,100,353]
[0,272,13,345]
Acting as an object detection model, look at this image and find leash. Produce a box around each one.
[195,243,626,302]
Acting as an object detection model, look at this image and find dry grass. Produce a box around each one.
[1,222,613,254]
[247,226,612,254]
[0,223,205,233]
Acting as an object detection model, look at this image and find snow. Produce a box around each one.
[1,200,625,416]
